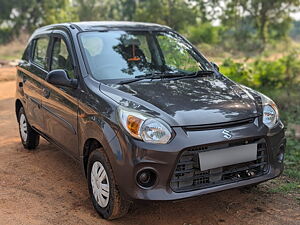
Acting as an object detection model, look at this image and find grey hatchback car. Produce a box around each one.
[15,21,286,219]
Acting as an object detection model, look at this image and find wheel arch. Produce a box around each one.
[15,99,23,120]
[79,114,121,177]
[82,138,103,177]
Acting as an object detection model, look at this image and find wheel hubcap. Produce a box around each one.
[91,161,110,208]
[19,114,28,141]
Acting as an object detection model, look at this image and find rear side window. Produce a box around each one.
[32,37,49,70]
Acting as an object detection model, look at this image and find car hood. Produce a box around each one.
[100,76,260,126]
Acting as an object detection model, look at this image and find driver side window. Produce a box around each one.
[50,37,75,79]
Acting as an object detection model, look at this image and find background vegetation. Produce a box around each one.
[0,0,299,193]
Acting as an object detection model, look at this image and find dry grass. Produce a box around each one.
[199,39,300,64]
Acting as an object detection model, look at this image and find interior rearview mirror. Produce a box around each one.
[46,69,78,88]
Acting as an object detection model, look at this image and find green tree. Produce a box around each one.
[76,0,117,21]
[0,0,77,35]
[116,0,138,21]
[207,0,300,51]
[0,0,13,23]
[186,22,220,44]
[239,0,300,48]
[134,0,196,30]
[41,0,78,25]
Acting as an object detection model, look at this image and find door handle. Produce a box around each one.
[43,88,50,98]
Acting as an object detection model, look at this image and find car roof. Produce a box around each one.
[29,21,173,43]
[71,21,171,30]
[33,21,171,34]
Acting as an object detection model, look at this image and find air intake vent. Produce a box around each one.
[170,138,269,192]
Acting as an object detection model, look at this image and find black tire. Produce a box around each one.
[87,148,130,220]
[17,107,40,150]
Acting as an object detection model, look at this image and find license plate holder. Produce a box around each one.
[198,143,257,171]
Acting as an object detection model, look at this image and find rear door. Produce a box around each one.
[42,31,79,157]
[20,34,51,132]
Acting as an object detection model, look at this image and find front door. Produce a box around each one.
[42,32,79,157]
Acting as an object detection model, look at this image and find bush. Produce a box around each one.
[253,52,300,89]
[186,23,220,45]
[0,27,13,44]
[220,52,300,91]
[220,58,258,88]
[253,60,285,88]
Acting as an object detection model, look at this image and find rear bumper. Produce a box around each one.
[107,119,285,201]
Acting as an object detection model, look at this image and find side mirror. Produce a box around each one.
[46,69,78,88]
[211,62,219,72]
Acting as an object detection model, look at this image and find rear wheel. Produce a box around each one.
[87,148,130,220]
[17,107,40,150]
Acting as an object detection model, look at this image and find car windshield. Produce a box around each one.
[79,30,212,81]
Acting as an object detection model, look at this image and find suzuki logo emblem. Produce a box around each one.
[222,129,232,140]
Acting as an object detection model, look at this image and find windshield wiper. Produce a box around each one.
[118,70,214,85]
[118,72,186,85]
[173,70,214,80]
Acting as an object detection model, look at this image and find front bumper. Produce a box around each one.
[107,119,285,201]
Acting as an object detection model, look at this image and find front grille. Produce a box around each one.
[183,118,255,132]
[170,138,269,192]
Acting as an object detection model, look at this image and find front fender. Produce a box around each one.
[78,113,119,153]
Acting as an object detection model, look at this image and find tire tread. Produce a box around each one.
[87,148,130,220]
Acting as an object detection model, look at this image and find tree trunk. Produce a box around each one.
[257,1,273,51]
[258,14,268,50]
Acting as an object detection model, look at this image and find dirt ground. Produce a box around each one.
[0,67,300,225]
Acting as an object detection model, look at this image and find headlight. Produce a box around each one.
[118,107,172,144]
[261,94,279,129]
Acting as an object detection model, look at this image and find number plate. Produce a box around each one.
[198,143,257,171]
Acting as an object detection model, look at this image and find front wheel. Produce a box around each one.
[17,107,40,150]
[87,149,130,220]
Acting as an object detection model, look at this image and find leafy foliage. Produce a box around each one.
[220,58,257,87]
[0,0,299,48]
[186,23,220,45]
[214,0,300,50]
[285,137,300,181]
[0,0,77,42]
[0,27,13,44]
[220,52,300,92]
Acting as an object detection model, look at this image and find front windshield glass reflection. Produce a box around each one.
[79,30,211,80]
